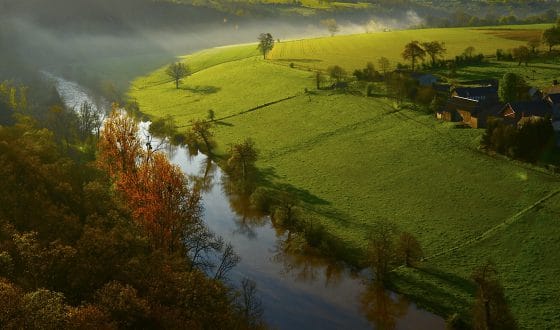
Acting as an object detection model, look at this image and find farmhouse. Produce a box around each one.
[499,100,552,125]
[439,96,501,128]
[451,85,499,103]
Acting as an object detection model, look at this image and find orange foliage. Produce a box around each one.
[97,109,201,253]
[123,153,201,253]
[97,106,143,180]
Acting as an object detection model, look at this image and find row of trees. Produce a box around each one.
[366,219,423,283]
[402,40,447,71]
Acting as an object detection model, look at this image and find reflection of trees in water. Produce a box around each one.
[221,171,267,239]
[190,157,216,195]
[360,283,409,330]
[271,231,344,287]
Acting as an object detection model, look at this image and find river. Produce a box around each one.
[48,73,445,330]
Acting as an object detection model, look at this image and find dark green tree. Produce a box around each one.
[402,41,426,71]
[511,46,530,66]
[499,73,528,103]
[541,25,560,52]
[257,33,274,59]
[422,41,446,66]
[165,62,190,89]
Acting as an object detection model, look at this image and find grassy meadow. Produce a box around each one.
[129,24,560,328]
[269,24,552,72]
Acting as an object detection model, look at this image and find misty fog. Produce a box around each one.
[1,6,429,94]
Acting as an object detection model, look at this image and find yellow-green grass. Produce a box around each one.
[438,60,560,90]
[269,25,549,72]
[393,192,560,328]
[129,45,314,123]
[210,94,558,254]
[129,33,560,328]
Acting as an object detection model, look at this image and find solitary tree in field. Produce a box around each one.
[471,262,517,330]
[402,41,426,71]
[512,46,531,66]
[321,19,339,37]
[541,25,560,52]
[257,33,274,59]
[166,62,189,89]
[421,41,446,66]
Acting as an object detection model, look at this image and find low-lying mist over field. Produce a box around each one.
[0,7,430,93]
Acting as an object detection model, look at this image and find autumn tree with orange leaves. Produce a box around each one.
[97,106,142,179]
[98,108,201,253]
[126,152,201,253]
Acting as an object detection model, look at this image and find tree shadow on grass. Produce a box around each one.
[214,120,233,127]
[181,85,221,94]
[275,58,323,63]
[390,267,475,318]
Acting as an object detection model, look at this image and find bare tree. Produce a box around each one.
[165,62,190,89]
[213,243,240,281]
[238,278,264,328]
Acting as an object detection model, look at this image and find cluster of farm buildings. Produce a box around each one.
[413,74,560,132]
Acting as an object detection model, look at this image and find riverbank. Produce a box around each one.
[129,30,560,328]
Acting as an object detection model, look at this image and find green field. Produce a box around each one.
[129,26,560,328]
[269,24,551,72]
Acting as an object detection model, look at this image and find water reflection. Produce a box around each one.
[360,283,409,330]
[51,73,445,330]
[221,173,267,239]
[190,157,217,194]
[272,231,344,288]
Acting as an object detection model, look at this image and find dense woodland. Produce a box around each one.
[0,80,264,328]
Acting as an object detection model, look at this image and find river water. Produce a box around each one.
[48,73,445,330]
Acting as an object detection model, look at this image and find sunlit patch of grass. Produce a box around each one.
[268,25,549,72]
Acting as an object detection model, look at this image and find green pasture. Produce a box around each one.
[269,25,551,72]
[439,60,560,89]
[393,192,560,328]
[129,45,313,123]
[129,26,560,328]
